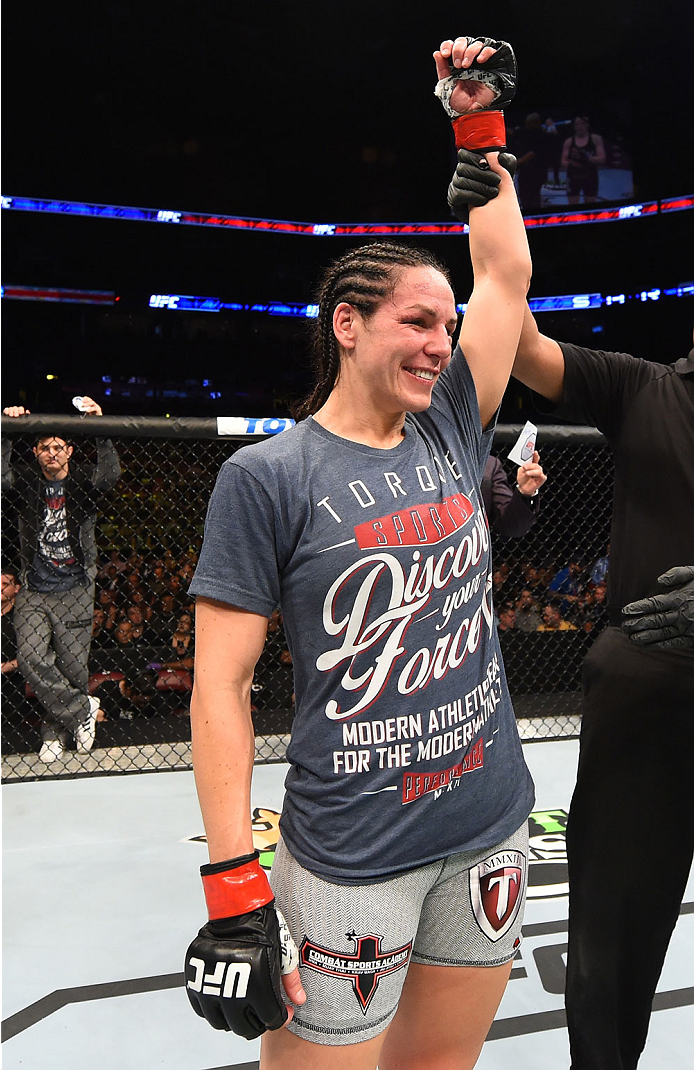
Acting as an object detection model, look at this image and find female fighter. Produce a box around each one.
[185,33,534,1070]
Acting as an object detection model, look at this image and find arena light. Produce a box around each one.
[660,195,694,213]
[1,284,116,305]
[143,286,692,319]
[147,294,320,316]
[2,193,690,235]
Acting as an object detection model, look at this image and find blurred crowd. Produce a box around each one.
[493,545,610,636]
[2,540,608,743]
[90,548,295,720]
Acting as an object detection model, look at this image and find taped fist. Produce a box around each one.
[621,565,694,650]
[185,851,300,1040]
[434,35,517,152]
[435,37,517,118]
[447,149,518,221]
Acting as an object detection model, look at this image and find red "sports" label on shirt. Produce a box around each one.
[354,493,475,549]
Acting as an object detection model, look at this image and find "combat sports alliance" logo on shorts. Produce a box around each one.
[299,932,412,1013]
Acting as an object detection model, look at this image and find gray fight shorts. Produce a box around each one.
[269,821,528,1046]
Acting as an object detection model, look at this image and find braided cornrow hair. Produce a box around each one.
[291,241,452,421]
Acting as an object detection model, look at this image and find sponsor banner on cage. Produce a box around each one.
[216,417,295,436]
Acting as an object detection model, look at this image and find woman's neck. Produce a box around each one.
[313,391,406,449]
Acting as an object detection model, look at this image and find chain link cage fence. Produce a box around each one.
[1,417,611,783]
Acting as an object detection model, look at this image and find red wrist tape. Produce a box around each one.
[452,111,507,152]
[202,858,274,920]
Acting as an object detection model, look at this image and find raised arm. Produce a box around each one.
[461,159,531,426]
[92,438,122,491]
[74,395,122,491]
[434,36,531,428]
[1,405,30,490]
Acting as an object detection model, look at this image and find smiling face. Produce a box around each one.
[339,265,458,419]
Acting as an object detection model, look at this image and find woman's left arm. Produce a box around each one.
[461,157,531,427]
[434,36,531,429]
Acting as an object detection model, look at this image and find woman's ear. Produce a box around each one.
[333,303,358,350]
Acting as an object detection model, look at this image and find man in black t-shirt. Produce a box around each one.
[2,401,121,762]
[512,308,694,1070]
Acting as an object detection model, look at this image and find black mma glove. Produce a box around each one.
[621,565,694,650]
[434,35,517,153]
[447,148,518,221]
[185,850,298,1040]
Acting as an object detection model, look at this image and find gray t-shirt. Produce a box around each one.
[190,348,534,882]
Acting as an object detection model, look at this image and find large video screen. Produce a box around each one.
[505,105,633,214]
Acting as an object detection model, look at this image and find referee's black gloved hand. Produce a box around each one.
[621,565,694,650]
[447,148,517,221]
[184,851,302,1040]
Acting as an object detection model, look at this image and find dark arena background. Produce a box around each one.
[2,3,693,1068]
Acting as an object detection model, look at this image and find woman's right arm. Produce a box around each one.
[190,596,269,863]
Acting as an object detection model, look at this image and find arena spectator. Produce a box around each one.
[92,669,161,720]
[580,582,609,634]
[125,551,146,574]
[514,589,541,632]
[91,607,111,647]
[97,563,121,590]
[97,549,128,580]
[492,568,507,600]
[547,556,584,609]
[1,399,121,762]
[2,568,36,753]
[589,544,610,587]
[122,571,144,601]
[497,605,517,632]
[129,588,154,620]
[176,611,194,635]
[149,593,181,639]
[96,587,120,629]
[178,559,196,584]
[145,561,169,601]
[521,562,547,598]
[112,619,137,648]
[538,600,579,632]
[91,615,159,676]
[1,569,21,676]
[162,629,195,672]
[123,604,152,644]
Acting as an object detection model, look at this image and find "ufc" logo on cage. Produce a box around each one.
[187,957,251,998]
